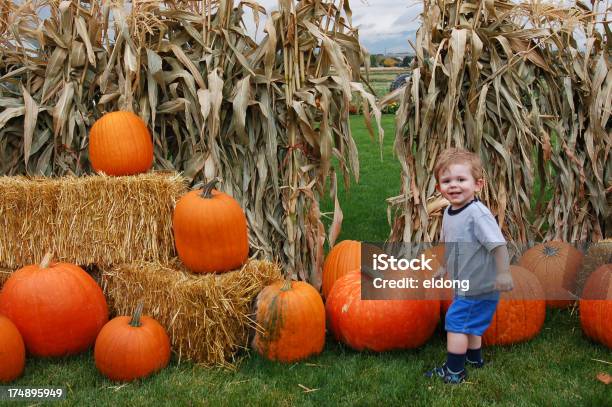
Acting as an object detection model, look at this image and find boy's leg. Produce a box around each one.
[466,335,485,368]
[446,332,468,374]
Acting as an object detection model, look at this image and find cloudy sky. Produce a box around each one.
[256,1,422,54]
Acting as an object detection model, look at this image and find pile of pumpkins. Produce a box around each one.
[316,239,612,352]
[2,110,610,385]
[0,111,249,383]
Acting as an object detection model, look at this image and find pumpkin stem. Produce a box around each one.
[281,278,292,292]
[40,252,53,269]
[200,178,221,199]
[543,245,559,257]
[130,301,145,327]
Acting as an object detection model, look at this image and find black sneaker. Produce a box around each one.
[466,358,485,368]
[424,364,467,384]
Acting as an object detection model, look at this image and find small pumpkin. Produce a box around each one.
[0,253,108,357]
[0,315,25,383]
[173,179,249,273]
[518,241,583,308]
[579,264,612,348]
[95,302,171,382]
[253,280,325,362]
[89,111,154,176]
[483,266,546,346]
[322,240,361,298]
[326,271,439,351]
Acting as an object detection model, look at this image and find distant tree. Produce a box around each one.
[401,56,413,67]
[369,54,378,67]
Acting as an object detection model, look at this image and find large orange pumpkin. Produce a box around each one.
[89,111,154,176]
[518,241,583,308]
[95,302,171,382]
[579,264,612,348]
[0,315,25,383]
[253,280,325,362]
[326,271,439,351]
[0,254,108,357]
[483,266,546,346]
[322,240,361,298]
[173,180,249,273]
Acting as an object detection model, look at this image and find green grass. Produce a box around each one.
[361,68,409,97]
[9,116,612,406]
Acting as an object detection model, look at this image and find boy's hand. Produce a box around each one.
[433,266,446,280]
[495,272,514,291]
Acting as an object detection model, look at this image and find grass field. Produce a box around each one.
[9,115,611,406]
[362,68,409,98]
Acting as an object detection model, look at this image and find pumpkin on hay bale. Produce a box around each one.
[0,172,187,269]
[100,258,281,367]
[173,180,249,273]
[518,241,583,309]
[483,266,546,346]
[579,264,612,349]
[89,111,154,176]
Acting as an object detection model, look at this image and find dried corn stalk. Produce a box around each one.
[385,0,610,248]
[0,0,382,286]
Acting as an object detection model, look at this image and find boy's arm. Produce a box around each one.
[492,244,513,291]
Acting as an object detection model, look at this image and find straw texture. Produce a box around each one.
[101,258,282,367]
[0,172,187,268]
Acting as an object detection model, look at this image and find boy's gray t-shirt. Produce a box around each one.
[441,199,506,297]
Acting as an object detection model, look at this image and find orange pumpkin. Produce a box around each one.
[326,271,439,351]
[173,180,249,273]
[0,315,25,383]
[518,241,583,308]
[95,302,171,382]
[0,254,108,357]
[579,264,612,348]
[253,280,325,362]
[483,266,546,346]
[89,111,154,176]
[322,240,361,298]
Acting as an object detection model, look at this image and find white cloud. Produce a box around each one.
[253,0,420,53]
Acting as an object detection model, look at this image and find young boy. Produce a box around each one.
[425,148,514,384]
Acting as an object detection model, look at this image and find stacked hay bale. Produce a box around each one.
[0,173,280,367]
[0,172,186,269]
[101,259,281,367]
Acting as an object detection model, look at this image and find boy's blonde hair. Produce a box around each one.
[434,148,484,182]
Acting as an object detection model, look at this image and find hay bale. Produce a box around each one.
[0,172,187,269]
[0,267,12,289]
[100,258,282,368]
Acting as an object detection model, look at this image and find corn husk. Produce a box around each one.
[384,0,610,247]
[101,258,282,368]
[0,172,187,268]
[0,0,382,286]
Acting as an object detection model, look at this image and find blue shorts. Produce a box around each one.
[445,293,500,336]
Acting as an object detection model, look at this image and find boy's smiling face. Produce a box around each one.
[437,163,484,209]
